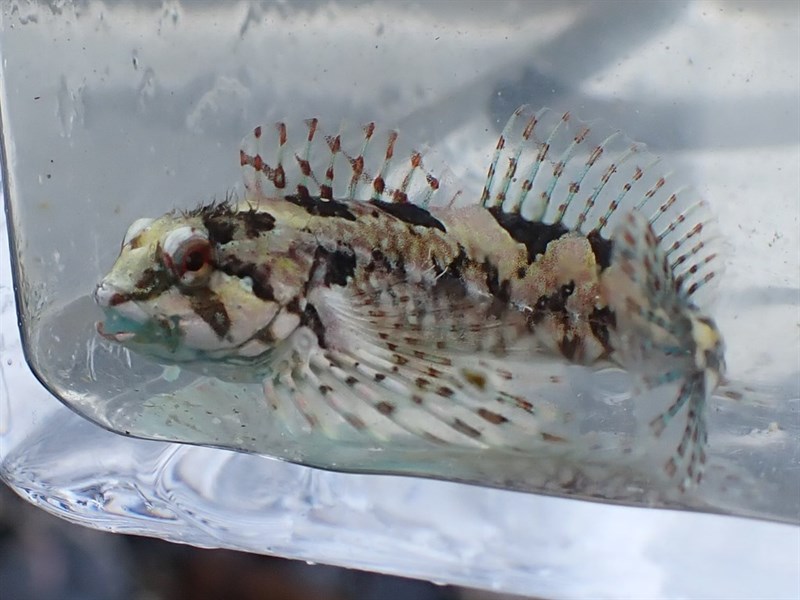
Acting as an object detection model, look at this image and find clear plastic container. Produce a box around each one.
[1,2,798,597]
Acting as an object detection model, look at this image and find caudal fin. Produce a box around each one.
[603,211,725,489]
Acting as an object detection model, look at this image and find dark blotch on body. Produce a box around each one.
[218,257,275,301]
[240,210,276,238]
[488,206,569,263]
[197,202,239,245]
[134,267,173,298]
[483,260,510,303]
[203,213,236,245]
[314,246,357,287]
[589,306,616,355]
[365,252,405,277]
[432,247,471,299]
[188,288,231,338]
[432,275,468,302]
[252,324,276,344]
[369,199,446,232]
[587,229,613,270]
[443,247,469,280]
[301,303,327,348]
[285,194,357,221]
[530,280,574,325]
[558,334,581,361]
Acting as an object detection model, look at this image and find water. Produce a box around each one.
[2,2,799,597]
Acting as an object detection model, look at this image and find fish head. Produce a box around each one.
[94,204,313,378]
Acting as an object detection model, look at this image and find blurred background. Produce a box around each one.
[0,484,523,600]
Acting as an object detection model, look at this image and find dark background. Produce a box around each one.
[0,485,525,600]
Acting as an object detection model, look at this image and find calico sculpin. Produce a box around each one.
[94,106,725,489]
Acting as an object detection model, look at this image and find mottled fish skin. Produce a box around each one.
[94,105,725,489]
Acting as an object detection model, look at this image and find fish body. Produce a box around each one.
[94,106,725,488]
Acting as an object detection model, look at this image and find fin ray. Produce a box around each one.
[481,105,723,303]
[257,283,578,451]
[240,119,458,209]
[604,211,717,485]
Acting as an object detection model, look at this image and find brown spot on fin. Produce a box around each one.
[477,408,508,425]
[239,118,456,208]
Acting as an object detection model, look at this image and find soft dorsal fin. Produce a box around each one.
[480,105,722,305]
[240,118,459,209]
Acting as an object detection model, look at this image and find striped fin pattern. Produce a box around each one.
[605,211,719,487]
[480,105,722,305]
[263,283,575,451]
[240,119,458,209]
[480,105,725,486]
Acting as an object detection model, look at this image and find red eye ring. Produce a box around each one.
[161,226,215,286]
[180,242,212,275]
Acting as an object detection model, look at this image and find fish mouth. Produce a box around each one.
[95,308,150,344]
[96,320,137,343]
[96,309,188,360]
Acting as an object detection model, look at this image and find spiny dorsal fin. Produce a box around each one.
[481,105,722,305]
[240,119,459,208]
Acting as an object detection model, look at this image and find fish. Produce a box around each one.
[94,105,725,490]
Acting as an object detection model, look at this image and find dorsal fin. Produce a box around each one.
[240,119,459,209]
[481,105,723,305]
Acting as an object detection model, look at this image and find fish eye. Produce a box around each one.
[162,226,214,287]
[182,245,210,272]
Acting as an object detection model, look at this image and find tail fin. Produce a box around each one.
[603,211,725,489]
